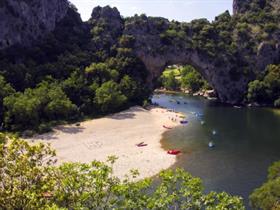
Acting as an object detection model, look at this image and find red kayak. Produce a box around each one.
[167,150,181,155]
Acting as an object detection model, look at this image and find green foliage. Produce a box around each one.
[160,65,210,93]
[95,81,127,113]
[3,81,78,131]
[0,137,245,209]
[161,71,180,91]
[85,62,118,85]
[247,64,280,106]
[119,35,136,48]
[181,65,208,92]
[0,137,56,209]
[0,76,15,124]
[181,71,204,92]
[250,161,280,210]
[1,1,279,132]
[119,75,138,101]
[247,80,267,103]
[0,7,150,133]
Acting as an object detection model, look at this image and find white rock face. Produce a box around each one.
[0,0,69,49]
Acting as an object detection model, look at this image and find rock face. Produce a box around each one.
[120,3,279,104]
[0,0,69,49]
[89,6,123,49]
[123,16,245,103]
[233,0,280,14]
[0,0,279,104]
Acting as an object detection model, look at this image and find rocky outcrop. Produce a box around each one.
[120,4,279,104]
[89,6,123,49]
[0,0,70,49]
[90,6,123,32]
[0,0,279,104]
[233,0,280,15]
[124,18,247,103]
[256,42,280,72]
[77,3,280,104]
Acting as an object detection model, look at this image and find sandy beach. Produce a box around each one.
[27,106,183,179]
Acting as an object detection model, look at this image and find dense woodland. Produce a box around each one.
[0,1,280,133]
[0,7,151,134]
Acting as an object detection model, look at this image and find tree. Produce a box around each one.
[0,136,56,209]
[181,71,205,92]
[3,90,42,130]
[44,86,78,121]
[3,81,77,131]
[250,161,280,210]
[95,81,127,113]
[0,76,15,125]
[247,64,280,106]
[85,63,113,85]
[247,80,268,104]
[0,136,245,209]
[162,72,180,91]
[119,75,138,101]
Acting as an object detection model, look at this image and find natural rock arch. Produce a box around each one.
[85,3,279,104]
[1,0,279,104]
[120,14,249,104]
[133,46,245,104]
[116,1,279,104]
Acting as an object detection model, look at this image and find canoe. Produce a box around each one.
[167,150,181,155]
[163,125,172,129]
[180,120,188,124]
[136,142,148,147]
[137,144,148,147]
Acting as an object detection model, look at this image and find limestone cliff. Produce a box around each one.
[0,0,70,49]
[233,0,280,14]
[0,0,279,104]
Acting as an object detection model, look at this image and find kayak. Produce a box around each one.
[163,125,172,129]
[167,150,181,155]
[180,120,188,124]
[136,142,148,147]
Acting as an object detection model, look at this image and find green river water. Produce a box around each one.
[152,93,280,208]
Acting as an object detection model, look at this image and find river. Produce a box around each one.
[152,93,280,208]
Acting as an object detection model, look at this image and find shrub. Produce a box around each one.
[38,123,53,134]
[250,161,280,210]
[0,136,245,209]
[95,81,127,113]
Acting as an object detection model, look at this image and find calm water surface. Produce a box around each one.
[152,93,280,207]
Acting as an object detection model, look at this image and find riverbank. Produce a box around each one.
[154,88,217,101]
[26,106,183,179]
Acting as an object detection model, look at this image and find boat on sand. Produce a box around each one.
[167,150,181,155]
[163,125,173,129]
[136,142,148,147]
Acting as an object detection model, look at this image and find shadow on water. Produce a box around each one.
[153,93,280,209]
